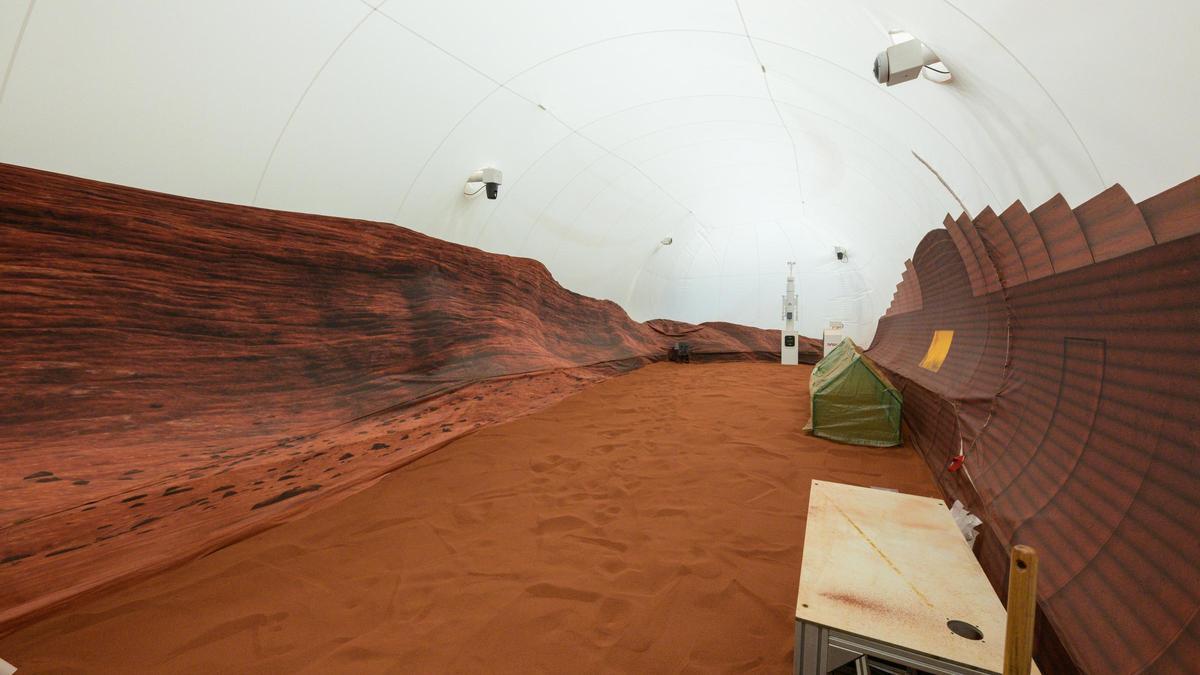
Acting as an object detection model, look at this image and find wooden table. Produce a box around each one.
[794,480,1040,674]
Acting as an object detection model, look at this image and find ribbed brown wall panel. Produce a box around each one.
[1138,175,1200,243]
[895,273,910,313]
[1030,193,1094,273]
[958,212,1004,294]
[889,258,924,316]
[868,177,1200,674]
[999,200,1055,282]
[1073,184,1153,262]
[975,206,1027,287]
[988,339,1105,543]
[944,214,988,296]
[903,259,922,312]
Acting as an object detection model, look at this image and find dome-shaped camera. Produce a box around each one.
[872,38,949,86]
[466,167,503,200]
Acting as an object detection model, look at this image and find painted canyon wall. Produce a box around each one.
[0,163,815,632]
[868,177,1200,674]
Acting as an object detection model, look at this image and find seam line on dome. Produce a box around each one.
[372,8,719,260]
[496,29,999,205]
[389,27,989,256]
[939,0,1105,188]
[0,0,36,111]
[734,0,805,205]
[251,2,380,205]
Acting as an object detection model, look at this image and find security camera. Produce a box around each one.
[834,246,848,262]
[466,167,503,200]
[873,38,943,86]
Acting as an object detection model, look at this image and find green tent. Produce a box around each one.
[804,337,902,447]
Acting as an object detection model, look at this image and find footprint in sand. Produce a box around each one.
[535,514,590,535]
[595,596,634,635]
[524,582,599,603]
[529,454,563,473]
[599,558,628,576]
[452,505,482,526]
[567,534,627,553]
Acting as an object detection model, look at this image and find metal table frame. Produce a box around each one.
[795,619,998,675]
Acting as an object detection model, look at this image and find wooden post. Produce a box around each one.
[1003,545,1038,675]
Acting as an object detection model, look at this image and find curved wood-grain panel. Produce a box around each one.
[1030,193,1094,273]
[1073,184,1153,263]
[957,212,1003,295]
[975,206,1027,288]
[868,176,1200,674]
[944,214,988,297]
[1138,175,1200,243]
[999,200,1055,283]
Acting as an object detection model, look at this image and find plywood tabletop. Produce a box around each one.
[796,480,1039,674]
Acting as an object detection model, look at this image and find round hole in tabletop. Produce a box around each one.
[947,619,984,640]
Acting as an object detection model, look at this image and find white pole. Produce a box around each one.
[781,261,800,365]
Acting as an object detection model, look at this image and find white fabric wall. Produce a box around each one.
[1,1,1196,344]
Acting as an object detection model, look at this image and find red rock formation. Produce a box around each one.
[646,319,821,363]
[0,163,795,632]
[869,176,1200,674]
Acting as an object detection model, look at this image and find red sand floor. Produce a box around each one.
[0,362,939,673]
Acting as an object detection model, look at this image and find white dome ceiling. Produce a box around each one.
[1,1,1196,343]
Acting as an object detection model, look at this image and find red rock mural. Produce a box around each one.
[869,176,1200,674]
[0,163,807,632]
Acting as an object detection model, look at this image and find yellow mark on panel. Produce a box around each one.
[919,330,954,372]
